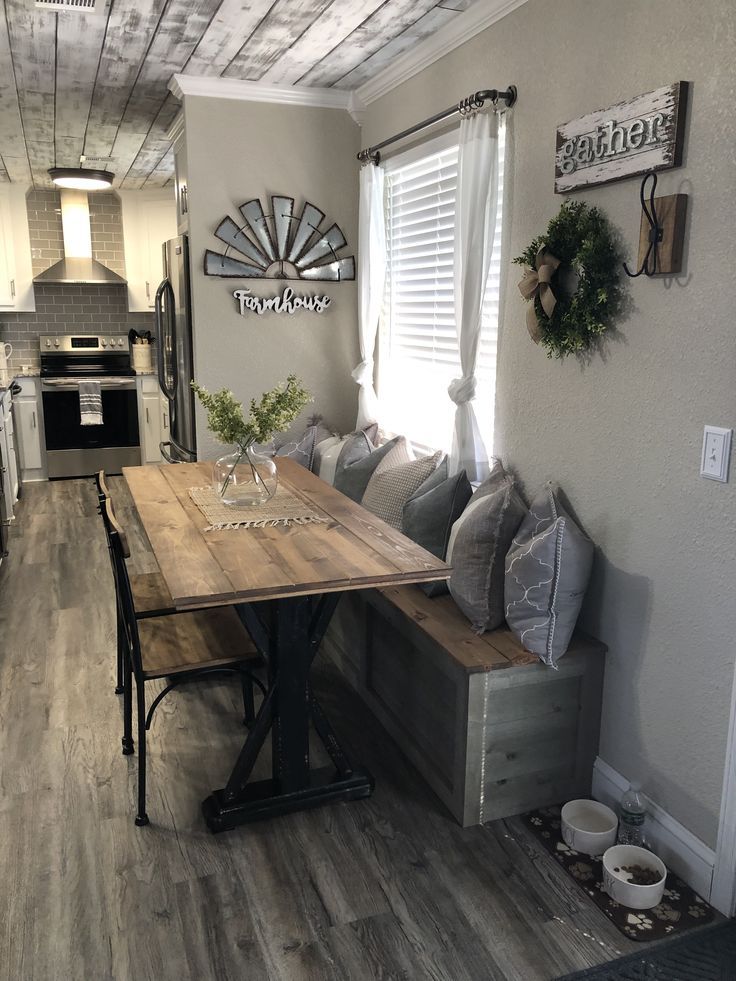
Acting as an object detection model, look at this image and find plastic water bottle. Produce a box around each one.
[617,782,647,846]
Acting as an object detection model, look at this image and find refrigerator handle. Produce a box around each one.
[155,277,176,402]
[159,441,176,463]
[159,436,196,464]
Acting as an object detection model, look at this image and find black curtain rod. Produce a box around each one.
[356,86,517,164]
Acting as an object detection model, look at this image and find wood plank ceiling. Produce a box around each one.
[0,0,476,189]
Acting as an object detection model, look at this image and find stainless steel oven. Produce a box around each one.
[40,334,141,478]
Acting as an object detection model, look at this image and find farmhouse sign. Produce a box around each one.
[555,82,688,193]
[233,286,331,317]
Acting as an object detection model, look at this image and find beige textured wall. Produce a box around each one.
[361,0,736,847]
[182,96,360,460]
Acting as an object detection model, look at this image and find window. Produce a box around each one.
[377,122,505,456]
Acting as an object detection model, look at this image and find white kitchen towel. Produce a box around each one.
[79,381,103,426]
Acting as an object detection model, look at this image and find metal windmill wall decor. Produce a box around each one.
[205,195,356,282]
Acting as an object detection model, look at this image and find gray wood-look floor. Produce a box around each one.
[0,477,649,981]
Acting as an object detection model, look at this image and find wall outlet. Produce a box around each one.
[701,426,732,482]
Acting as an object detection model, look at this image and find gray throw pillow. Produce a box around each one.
[332,428,378,493]
[334,436,403,502]
[504,483,593,666]
[447,461,527,633]
[402,459,472,597]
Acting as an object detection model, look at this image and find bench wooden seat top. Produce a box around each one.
[373,584,607,674]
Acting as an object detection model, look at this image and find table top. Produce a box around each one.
[123,459,450,609]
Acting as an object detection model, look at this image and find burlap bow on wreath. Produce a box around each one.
[517,246,561,343]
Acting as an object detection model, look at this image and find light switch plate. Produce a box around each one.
[701,426,732,482]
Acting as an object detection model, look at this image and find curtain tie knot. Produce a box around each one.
[448,375,476,405]
[352,359,374,386]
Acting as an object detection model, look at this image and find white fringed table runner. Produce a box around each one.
[188,485,329,532]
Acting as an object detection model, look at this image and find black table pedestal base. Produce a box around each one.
[203,595,374,833]
[203,765,374,832]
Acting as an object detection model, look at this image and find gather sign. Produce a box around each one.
[555,82,688,193]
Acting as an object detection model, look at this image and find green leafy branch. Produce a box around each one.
[191,374,312,451]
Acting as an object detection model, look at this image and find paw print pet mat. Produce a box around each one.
[521,806,715,942]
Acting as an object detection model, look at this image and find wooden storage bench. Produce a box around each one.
[322,585,606,827]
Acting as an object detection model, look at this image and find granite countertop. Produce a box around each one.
[0,373,40,396]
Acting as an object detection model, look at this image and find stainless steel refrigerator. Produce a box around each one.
[155,235,197,463]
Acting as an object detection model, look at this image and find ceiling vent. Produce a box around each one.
[35,0,98,11]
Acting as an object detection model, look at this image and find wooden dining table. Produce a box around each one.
[124,457,450,832]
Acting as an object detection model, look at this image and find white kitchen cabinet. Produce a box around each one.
[0,185,36,312]
[119,190,177,313]
[136,374,162,464]
[159,391,170,450]
[0,390,18,521]
[14,378,46,479]
[140,393,162,464]
[3,392,18,505]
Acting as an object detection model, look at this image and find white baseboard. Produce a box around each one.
[592,757,716,905]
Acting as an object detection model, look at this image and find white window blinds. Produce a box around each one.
[378,122,505,455]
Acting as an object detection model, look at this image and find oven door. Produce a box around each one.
[41,378,141,477]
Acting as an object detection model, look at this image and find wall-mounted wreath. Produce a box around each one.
[514,200,621,358]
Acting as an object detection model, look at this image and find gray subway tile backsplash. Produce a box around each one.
[1,189,154,371]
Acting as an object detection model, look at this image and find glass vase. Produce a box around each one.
[212,444,278,507]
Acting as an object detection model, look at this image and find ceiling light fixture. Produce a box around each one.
[48,167,115,191]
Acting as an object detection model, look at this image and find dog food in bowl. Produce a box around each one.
[602,844,666,910]
[560,799,618,856]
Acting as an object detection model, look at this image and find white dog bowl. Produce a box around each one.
[602,845,666,910]
[560,799,618,856]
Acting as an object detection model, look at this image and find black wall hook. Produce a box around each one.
[624,172,663,277]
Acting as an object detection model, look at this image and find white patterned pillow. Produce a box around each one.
[504,483,593,666]
[362,442,442,529]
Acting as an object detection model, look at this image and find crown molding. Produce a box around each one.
[169,75,364,123]
[355,0,528,106]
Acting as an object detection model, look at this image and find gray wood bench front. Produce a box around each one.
[323,585,606,827]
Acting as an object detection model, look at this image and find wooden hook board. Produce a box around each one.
[638,193,688,275]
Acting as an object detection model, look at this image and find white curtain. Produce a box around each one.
[448,111,501,481]
[353,162,386,429]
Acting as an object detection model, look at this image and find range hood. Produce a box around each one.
[34,189,126,285]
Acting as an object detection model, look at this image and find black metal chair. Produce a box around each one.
[95,471,178,695]
[101,494,262,826]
